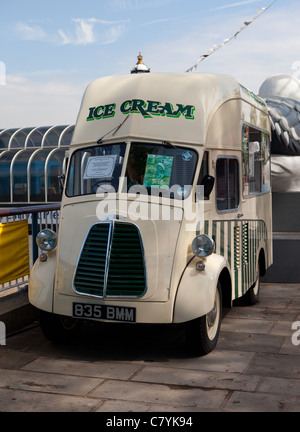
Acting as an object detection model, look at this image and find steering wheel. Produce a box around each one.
[92,180,112,193]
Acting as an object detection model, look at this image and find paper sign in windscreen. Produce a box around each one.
[143,154,173,188]
[84,155,117,179]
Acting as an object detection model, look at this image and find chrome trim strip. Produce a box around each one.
[103,220,114,298]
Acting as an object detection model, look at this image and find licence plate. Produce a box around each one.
[73,302,136,322]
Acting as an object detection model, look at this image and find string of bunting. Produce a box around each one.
[185,0,277,73]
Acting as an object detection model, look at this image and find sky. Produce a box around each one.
[0,0,299,129]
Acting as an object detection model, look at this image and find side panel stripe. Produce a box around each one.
[203,219,268,300]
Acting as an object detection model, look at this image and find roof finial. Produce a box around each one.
[137,52,143,64]
[130,52,150,74]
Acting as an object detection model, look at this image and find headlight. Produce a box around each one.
[36,229,57,251]
[192,234,214,258]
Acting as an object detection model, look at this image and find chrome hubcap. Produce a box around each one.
[206,289,220,340]
[207,303,217,328]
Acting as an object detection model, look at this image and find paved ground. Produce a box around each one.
[0,283,299,413]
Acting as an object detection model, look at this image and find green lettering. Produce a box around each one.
[103,103,116,118]
[147,100,161,116]
[86,107,95,121]
[172,104,195,119]
[120,100,133,114]
[131,99,151,118]
[87,100,195,122]
[94,105,104,119]
[158,102,175,117]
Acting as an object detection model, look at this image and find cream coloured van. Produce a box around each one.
[29,73,273,355]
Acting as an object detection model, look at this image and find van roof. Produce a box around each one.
[71,73,268,147]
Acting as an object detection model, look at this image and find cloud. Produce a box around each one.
[16,18,129,46]
[211,1,263,11]
[107,0,176,12]
[15,23,47,41]
[58,18,128,45]
[139,17,174,27]
[5,74,84,97]
[0,74,85,128]
[59,19,96,45]
[100,24,127,45]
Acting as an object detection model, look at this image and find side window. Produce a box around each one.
[242,125,271,196]
[216,157,239,211]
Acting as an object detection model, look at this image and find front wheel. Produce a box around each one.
[39,311,82,344]
[185,282,222,356]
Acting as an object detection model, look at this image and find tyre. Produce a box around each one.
[185,282,222,356]
[39,311,82,344]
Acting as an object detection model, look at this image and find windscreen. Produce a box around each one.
[66,143,126,197]
[125,142,198,199]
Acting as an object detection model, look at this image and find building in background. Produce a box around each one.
[0,125,74,205]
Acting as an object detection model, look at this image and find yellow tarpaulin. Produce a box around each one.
[0,219,30,284]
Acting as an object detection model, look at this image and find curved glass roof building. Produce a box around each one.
[0,125,74,204]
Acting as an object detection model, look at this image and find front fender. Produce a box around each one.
[173,254,228,323]
[28,250,56,313]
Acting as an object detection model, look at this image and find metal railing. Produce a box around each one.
[0,204,61,295]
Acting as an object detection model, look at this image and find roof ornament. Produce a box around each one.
[130,52,150,74]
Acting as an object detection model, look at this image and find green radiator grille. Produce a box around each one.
[74,222,146,297]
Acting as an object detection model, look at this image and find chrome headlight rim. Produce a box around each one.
[192,234,215,258]
[36,228,57,251]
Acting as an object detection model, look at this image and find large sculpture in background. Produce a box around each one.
[259,74,300,192]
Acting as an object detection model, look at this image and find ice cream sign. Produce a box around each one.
[86,99,196,121]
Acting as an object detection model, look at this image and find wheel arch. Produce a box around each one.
[258,247,266,277]
[218,266,232,308]
[173,254,228,323]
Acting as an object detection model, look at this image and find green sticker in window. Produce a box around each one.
[143,155,173,189]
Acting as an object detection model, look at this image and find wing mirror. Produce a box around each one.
[197,175,215,200]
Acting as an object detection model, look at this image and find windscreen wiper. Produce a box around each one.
[162,140,177,148]
[97,114,130,143]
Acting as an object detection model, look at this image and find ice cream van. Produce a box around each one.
[29,72,272,355]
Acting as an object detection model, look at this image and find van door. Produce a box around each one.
[213,155,246,299]
[212,153,263,300]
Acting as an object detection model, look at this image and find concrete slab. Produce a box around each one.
[279,337,300,355]
[131,365,261,392]
[0,291,38,334]
[132,349,255,373]
[0,347,37,370]
[246,353,300,379]
[269,320,297,337]
[96,401,207,412]
[258,376,300,397]
[22,357,143,380]
[0,388,100,412]
[218,331,284,353]
[90,379,229,411]
[228,306,298,322]
[0,368,103,396]
[0,282,299,412]
[224,390,300,412]
[96,400,152,412]
[221,317,274,334]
